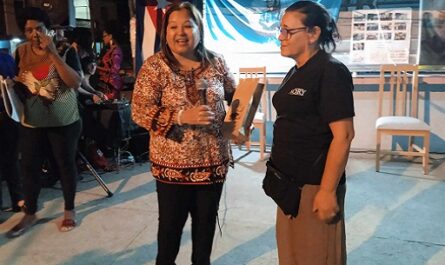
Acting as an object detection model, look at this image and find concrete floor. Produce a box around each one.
[1,150,445,265]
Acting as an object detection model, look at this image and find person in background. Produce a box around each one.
[420,10,445,65]
[131,2,236,264]
[96,25,123,100]
[0,52,24,213]
[272,1,354,264]
[70,27,106,104]
[7,7,82,237]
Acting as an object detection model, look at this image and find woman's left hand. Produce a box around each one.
[36,31,58,55]
[312,188,339,223]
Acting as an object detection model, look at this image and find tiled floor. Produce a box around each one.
[1,150,445,265]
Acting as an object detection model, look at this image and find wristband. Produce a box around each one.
[177,110,184,125]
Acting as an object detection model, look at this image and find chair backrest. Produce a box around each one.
[239,67,267,115]
[378,64,420,118]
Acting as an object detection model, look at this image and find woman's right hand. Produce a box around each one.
[92,94,103,104]
[180,105,215,125]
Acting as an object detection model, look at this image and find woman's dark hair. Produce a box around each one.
[104,22,122,45]
[160,2,215,66]
[285,1,340,52]
[18,7,52,31]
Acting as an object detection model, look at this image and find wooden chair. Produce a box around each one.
[238,67,267,160]
[375,64,430,175]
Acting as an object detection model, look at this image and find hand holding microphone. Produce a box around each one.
[178,78,215,125]
[197,78,208,105]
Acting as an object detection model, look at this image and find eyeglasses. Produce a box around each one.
[277,26,307,39]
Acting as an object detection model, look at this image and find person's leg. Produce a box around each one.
[0,114,23,210]
[7,126,45,237]
[156,181,191,265]
[20,126,46,215]
[190,182,223,265]
[276,184,346,265]
[47,120,82,231]
[4,118,24,210]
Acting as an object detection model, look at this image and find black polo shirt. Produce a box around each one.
[271,50,355,185]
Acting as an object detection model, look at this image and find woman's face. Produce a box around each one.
[24,20,48,47]
[166,9,200,59]
[87,62,97,75]
[102,31,112,45]
[278,11,314,61]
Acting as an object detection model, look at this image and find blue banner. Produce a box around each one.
[205,0,342,48]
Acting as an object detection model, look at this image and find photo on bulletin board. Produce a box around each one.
[350,8,412,65]
[419,1,445,66]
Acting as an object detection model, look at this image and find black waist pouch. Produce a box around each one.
[262,160,302,218]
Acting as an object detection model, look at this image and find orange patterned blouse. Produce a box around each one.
[131,52,236,184]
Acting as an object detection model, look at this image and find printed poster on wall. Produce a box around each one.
[350,9,412,64]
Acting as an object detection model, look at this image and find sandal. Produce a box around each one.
[6,214,37,238]
[60,219,77,232]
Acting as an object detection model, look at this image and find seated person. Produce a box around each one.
[77,56,107,105]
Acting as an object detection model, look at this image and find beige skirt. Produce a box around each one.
[276,184,346,265]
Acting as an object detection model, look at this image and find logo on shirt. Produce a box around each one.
[288,87,307,96]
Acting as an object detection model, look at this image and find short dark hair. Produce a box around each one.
[285,1,340,52]
[73,27,94,54]
[81,55,96,74]
[160,2,215,66]
[17,7,52,31]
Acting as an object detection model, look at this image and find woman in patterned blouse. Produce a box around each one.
[131,2,236,264]
[96,25,123,100]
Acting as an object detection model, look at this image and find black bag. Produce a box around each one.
[262,160,302,218]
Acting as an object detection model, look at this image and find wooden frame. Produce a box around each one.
[238,67,267,160]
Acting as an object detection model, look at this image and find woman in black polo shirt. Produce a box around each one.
[272,1,355,264]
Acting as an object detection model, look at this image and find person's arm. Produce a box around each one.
[97,47,122,76]
[313,118,354,223]
[80,76,106,103]
[131,58,177,136]
[109,47,123,75]
[219,56,236,104]
[80,75,97,94]
[132,57,214,136]
[37,32,81,88]
[313,61,355,223]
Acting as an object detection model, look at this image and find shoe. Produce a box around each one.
[10,206,22,213]
[6,215,37,238]
[60,218,77,232]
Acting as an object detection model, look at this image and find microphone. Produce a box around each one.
[197,78,208,105]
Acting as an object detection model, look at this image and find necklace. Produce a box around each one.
[177,65,207,105]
